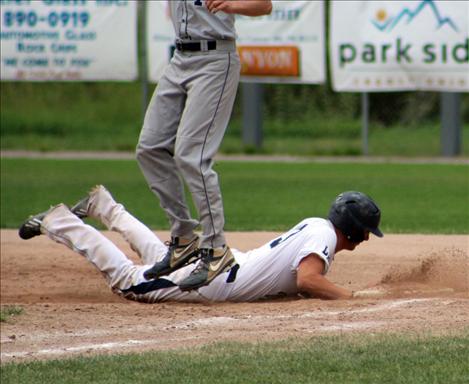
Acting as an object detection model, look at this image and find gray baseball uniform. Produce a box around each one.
[136,1,241,249]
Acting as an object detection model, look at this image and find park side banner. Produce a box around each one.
[330,0,469,92]
[147,1,325,84]
[0,0,137,81]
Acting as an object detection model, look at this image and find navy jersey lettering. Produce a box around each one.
[270,223,308,249]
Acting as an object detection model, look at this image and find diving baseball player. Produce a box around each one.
[136,0,273,291]
[18,186,383,302]
[136,0,272,290]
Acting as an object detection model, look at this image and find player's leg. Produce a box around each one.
[136,56,199,240]
[71,185,167,266]
[175,52,240,249]
[173,51,241,290]
[20,204,201,303]
[36,204,145,291]
[136,55,202,279]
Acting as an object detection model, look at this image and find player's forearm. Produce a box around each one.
[230,1,273,16]
[298,275,353,300]
[207,1,273,17]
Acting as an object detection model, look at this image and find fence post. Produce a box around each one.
[361,92,369,156]
[440,92,461,157]
[242,82,263,149]
[139,1,149,123]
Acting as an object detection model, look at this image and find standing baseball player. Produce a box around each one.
[136,0,272,292]
[18,186,383,302]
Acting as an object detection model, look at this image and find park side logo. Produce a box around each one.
[339,0,468,69]
[371,0,459,33]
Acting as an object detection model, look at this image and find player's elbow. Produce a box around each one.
[297,274,323,297]
[249,1,272,16]
[263,2,273,15]
[297,274,351,300]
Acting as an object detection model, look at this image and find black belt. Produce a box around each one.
[175,40,217,52]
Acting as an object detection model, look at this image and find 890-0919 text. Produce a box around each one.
[3,11,90,28]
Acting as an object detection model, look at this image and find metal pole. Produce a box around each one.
[139,1,149,122]
[361,92,369,156]
[242,82,263,149]
[440,92,461,157]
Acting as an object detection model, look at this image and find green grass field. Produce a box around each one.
[2,333,468,383]
[2,81,469,382]
[1,158,468,380]
[2,82,468,157]
[1,158,468,233]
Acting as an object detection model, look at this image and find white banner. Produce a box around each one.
[235,1,325,84]
[0,0,137,81]
[147,1,325,84]
[330,0,469,92]
[146,1,173,83]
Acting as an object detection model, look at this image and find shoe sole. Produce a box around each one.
[144,249,200,279]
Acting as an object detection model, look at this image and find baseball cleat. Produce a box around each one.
[18,208,50,240]
[178,246,235,291]
[143,236,200,280]
[70,185,103,219]
[70,185,106,219]
[70,195,90,219]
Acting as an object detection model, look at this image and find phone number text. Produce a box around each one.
[3,11,90,28]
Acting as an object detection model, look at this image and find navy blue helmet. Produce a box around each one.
[328,191,383,243]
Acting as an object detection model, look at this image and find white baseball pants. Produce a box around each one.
[40,187,211,303]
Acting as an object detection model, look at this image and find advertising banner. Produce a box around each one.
[235,0,325,84]
[146,0,173,84]
[0,0,138,81]
[147,1,325,84]
[330,0,469,92]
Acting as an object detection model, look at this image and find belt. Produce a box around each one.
[175,40,217,52]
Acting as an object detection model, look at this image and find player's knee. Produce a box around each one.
[136,141,163,163]
[135,142,147,161]
[173,148,193,169]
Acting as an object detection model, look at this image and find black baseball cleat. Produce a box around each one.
[143,236,200,280]
[18,209,49,240]
[70,195,90,219]
[178,246,235,291]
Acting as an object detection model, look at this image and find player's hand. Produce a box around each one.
[352,286,387,299]
[205,0,235,14]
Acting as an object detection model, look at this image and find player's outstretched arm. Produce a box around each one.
[206,0,273,16]
[297,254,353,300]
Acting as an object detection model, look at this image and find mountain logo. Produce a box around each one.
[372,0,459,33]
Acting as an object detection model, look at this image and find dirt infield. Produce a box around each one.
[1,229,468,363]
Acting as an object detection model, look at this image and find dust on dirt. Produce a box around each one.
[379,248,468,297]
[1,230,468,363]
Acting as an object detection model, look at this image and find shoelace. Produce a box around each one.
[161,240,178,261]
[191,249,212,273]
[166,238,183,249]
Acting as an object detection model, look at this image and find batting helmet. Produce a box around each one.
[328,191,383,243]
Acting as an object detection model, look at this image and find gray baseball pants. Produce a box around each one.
[136,45,240,249]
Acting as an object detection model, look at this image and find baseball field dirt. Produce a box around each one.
[1,230,468,363]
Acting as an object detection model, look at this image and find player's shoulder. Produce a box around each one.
[300,217,336,238]
[301,217,334,229]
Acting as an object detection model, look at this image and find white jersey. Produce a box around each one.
[199,218,337,301]
[169,0,237,41]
